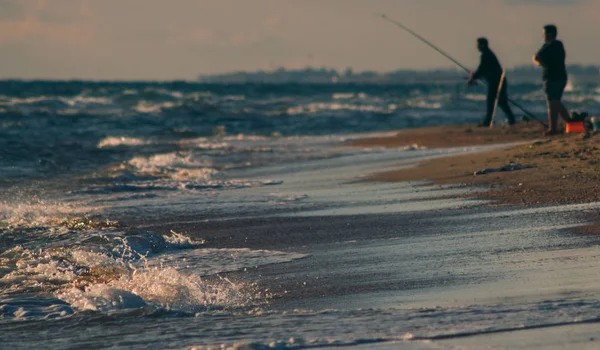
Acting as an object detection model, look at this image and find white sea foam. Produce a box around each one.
[164,230,205,248]
[463,93,487,101]
[565,81,574,92]
[127,152,217,178]
[1,96,114,109]
[97,136,151,148]
[286,102,392,115]
[1,96,56,106]
[0,200,93,228]
[178,138,232,148]
[1,217,306,316]
[563,94,600,103]
[222,95,246,101]
[405,99,443,109]
[59,284,148,312]
[133,101,179,113]
[332,93,356,100]
[57,266,242,313]
[51,242,304,313]
[59,96,113,107]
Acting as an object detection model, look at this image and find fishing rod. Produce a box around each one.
[378,14,546,127]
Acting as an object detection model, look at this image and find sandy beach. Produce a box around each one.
[351,122,600,206]
[5,82,600,349]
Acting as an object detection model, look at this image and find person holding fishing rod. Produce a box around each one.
[467,38,516,127]
[378,14,548,130]
[532,24,570,136]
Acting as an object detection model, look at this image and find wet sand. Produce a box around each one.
[356,323,600,349]
[350,122,544,149]
[194,204,600,309]
[351,122,600,245]
[152,193,600,349]
[351,122,600,207]
[439,322,600,350]
[121,125,600,348]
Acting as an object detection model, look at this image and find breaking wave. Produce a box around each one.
[0,202,306,320]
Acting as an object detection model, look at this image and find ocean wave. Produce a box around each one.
[0,81,598,184]
[97,136,152,148]
[0,214,305,319]
[0,200,94,229]
[332,92,367,100]
[133,101,179,114]
[463,93,487,101]
[285,102,393,116]
[56,264,248,314]
[404,99,443,109]
[1,95,115,111]
[127,152,214,175]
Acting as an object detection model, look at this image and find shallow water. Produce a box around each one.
[2,82,600,349]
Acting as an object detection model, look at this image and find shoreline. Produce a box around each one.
[350,122,544,150]
[349,122,600,207]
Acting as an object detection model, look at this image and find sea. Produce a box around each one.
[2,80,600,349]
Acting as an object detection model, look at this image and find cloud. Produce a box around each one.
[184,27,274,48]
[0,0,91,24]
[265,15,283,31]
[3,0,599,80]
[0,0,27,20]
[0,0,91,45]
[0,18,89,45]
[505,0,584,4]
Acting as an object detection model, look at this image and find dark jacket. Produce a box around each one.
[535,40,568,81]
[472,48,504,84]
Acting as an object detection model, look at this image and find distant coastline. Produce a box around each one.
[198,65,600,84]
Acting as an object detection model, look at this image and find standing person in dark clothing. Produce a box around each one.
[467,37,516,127]
[532,24,569,135]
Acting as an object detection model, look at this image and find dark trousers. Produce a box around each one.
[482,78,516,126]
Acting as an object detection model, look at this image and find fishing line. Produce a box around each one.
[378,14,546,127]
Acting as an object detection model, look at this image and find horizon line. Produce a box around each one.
[1,63,598,83]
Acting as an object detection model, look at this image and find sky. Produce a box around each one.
[0,0,597,80]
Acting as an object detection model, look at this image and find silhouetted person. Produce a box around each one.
[532,24,569,135]
[467,37,516,127]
